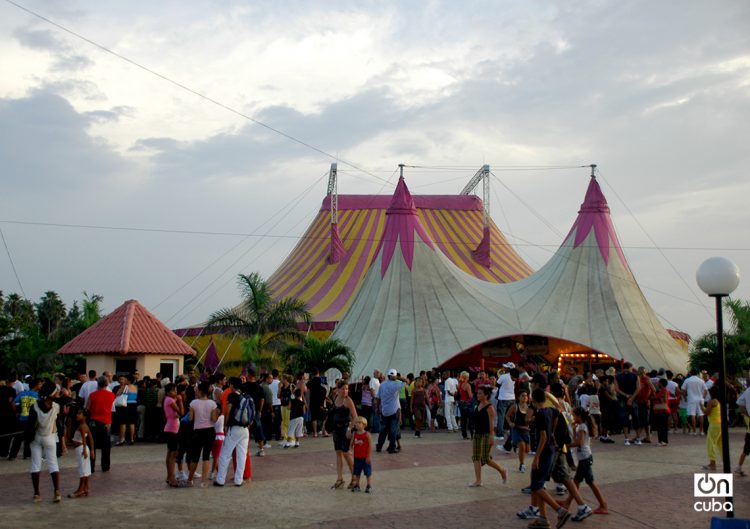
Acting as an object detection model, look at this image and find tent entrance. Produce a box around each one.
[437,334,617,375]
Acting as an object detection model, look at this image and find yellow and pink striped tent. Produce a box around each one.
[267,193,533,328]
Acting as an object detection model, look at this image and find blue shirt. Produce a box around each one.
[15,390,38,422]
[378,380,404,416]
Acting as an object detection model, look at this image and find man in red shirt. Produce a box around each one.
[86,377,115,472]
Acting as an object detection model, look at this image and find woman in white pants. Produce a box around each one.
[29,382,62,503]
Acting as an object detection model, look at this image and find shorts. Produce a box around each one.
[678,408,688,422]
[530,449,554,492]
[353,458,372,477]
[687,400,704,417]
[76,445,91,477]
[332,426,350,452]
[511,427,530,447]
[743,433,750,456]
[212,437,224,460]
[165,432,179,451]
[471,433,493,465]
[574,455,594,485]
[189,427,215,462]
[551,450,573,483]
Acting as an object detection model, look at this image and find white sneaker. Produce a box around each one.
[573,505,593,521]
[624,439,631,446]
[516,506,540,519]
[257,449,265,457]
[519,464,526,473]
[634,439,642,446]
[293,442,300,448]
[555,484,567,496]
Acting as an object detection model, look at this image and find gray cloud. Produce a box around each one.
[0,89,134,192]
[12,27,67,51]
[136,87,414,182]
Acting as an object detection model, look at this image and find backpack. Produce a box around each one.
[553,409,573,447]
[233,393,255,427]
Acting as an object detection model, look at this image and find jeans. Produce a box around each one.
[496,399,515,435]
[376,411,401,452]
[371,410,381,433]
[458,401,474,439]
[88,420,111,472]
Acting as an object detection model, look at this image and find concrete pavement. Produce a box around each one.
[1,428,747,529]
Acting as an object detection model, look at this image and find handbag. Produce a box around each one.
[115,386,128,407]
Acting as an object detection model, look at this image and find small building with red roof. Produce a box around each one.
[58,299,195,381]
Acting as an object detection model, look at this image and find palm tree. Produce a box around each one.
[281,336,354,375]
[206,273,311,371]
[689,297,750,375]
[81,291,104,327]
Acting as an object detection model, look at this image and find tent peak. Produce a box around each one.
[565,177,629,269]
[376,176,435,277]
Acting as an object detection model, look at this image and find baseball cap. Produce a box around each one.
[502,362,516,369]
[387,369,398,377]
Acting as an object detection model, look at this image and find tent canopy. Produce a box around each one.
[332,176,688,377]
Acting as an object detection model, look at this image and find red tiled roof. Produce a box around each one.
[58,299,195,356]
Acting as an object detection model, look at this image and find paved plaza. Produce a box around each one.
[1,429,748,529]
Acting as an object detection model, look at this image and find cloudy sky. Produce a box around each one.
[1,0,748,341]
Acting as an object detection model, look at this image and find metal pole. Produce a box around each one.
[714,294,733,518]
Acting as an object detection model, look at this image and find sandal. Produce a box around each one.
[53,491,62,503]
[593,507,609,515]
[528,519,551,528]
[467,482,483,487]
[67,491,88,498]
[32,495,42,503]
[331,479,345,489]
[347,479,356,489]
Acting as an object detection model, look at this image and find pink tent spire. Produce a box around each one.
[564,176,629,269]
[203,337,220,373]
[472,226,492,268]
[375,176,435,277]
[327,223,346,264]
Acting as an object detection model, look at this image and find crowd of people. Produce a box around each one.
[1,360,748,527]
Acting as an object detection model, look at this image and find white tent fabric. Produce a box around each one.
[332,176,688,377]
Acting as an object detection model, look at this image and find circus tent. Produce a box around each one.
[266,193,533,327]
[331,174,688,377]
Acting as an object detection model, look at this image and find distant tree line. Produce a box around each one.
[0,290,103,377]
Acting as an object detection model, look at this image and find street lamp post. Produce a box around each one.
[696,257,741,518]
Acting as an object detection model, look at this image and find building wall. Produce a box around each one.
[84,355,184,379]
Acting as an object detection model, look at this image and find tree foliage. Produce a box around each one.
[689,297,750,376]
[205,273,310,372]
[280,336,354,375]
[0,290,104,377]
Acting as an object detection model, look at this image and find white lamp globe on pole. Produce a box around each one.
[695,256,740,519]
[696,257,741,297]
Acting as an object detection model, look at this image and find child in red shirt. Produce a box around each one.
[349,416,372,493]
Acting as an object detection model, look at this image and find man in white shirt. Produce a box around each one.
[442,370,459,433]
[681,369,708,435]
[370,370,382,433]
[78,370,100,407]
[270,369,281,441]
[495,363,518,440]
